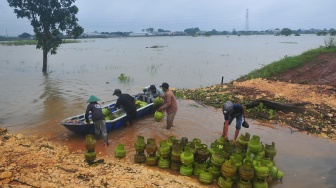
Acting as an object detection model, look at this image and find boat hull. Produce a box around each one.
[61,99,154,135]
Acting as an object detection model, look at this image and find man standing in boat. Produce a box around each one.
[85,95,109,146]
[158,82,178,130]
[143,84,164,103]
[112,89,137,127]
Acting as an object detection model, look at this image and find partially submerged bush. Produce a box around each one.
[324,36,336,48]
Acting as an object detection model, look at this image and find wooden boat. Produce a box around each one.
[61,94,154,135]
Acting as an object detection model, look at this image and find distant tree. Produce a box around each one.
[146,28,154,33]
[8,0,84,72]
[296,29,302,34]
[18,32,32,39]
[280,28,292,36]
[184,27,200,35]
[210,29,218,34]
[157,29,170,32]
[316,31,328,36]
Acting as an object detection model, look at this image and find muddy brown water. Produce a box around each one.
[1,35,334,187]
[18,100,336,188]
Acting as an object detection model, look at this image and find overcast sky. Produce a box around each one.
[1,0,335,36]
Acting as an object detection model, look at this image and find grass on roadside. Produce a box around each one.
[241,47,336,80]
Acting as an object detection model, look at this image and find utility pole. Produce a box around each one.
[245,9,249,35]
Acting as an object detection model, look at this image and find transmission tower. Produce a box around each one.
[245,9,249,35]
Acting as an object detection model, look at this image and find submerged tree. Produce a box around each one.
[8,0,84,72]
[280,28,292,36]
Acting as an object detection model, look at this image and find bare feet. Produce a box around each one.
[103,140,109,147]
[125,122,131,127]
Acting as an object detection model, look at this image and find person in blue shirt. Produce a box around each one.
[143,85,164,103]
[222,101,247,141]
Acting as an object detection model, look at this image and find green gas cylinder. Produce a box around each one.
[237,132,250,149]
[194,162,207,176]
[265,142,277,159]
[199,169,214,184]
[221,158,237,177]
[237,178,252,188]
[146,154,158,166]
[145,138,158,155]
[247,135,262,153]
[114,144,126,158]
[253,178,268,188]
[239,159,254,180]
[85,134,96,151]
[211,150,226,167]
[254,161,270,178]
[180,147,194,166]
[218,176,233,188]
[180,164,193,176]
[158,157,170,168]
[134,136,146,153]
[196,144,210,162]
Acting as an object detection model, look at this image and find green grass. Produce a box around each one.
[242,47,336,80]
[0,39,81,46]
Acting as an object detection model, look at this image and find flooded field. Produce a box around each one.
[0,35,334,187]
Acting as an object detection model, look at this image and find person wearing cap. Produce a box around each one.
[85,95,109,146]
[112,89,137,127]
[222,101,247,141]
[158,82,178,130]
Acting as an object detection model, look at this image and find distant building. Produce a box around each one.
[154,31,172,36]
[273,28,281,34]
[129,32,153,37]
[81,32,109,38]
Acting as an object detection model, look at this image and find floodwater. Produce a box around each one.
[1,35,335,187]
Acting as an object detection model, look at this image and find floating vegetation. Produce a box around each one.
[279,42,298,44]
[63,39,81,44]
[146,45,166,48]
[82,40,95,43]
[0,40,37,46]
[118,73,133,83]
[146,64,162,73]
[0,39,81,46]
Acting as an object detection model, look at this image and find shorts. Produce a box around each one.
[228,114,243,130]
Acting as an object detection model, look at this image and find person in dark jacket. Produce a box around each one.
[112,89,137,127]
[85,95,109,146]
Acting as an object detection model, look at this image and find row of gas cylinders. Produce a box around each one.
[129,134,284,187]
[90,132,284,187]
[84,134,128,162]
